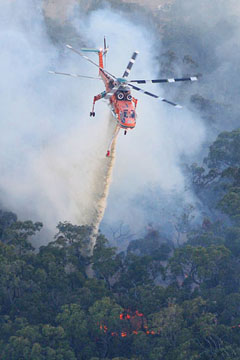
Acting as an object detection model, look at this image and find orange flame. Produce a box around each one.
[99,309,156,338]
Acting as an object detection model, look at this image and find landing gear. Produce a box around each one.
[124,130,127,135]
[90,91,106,118]
[90,96,97,117]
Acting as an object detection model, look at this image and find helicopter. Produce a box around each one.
[49,38,198,157]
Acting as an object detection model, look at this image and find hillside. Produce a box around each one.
[1,0,240,358]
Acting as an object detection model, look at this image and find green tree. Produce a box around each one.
[169,245,231,289]
[56,303,95,359]
[88,297,124,358]
[218,187,240,224]
[0,319,76,360]
[92,235,121,289]
[204,129,240,170]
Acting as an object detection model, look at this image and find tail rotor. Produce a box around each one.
[103,36,108,68]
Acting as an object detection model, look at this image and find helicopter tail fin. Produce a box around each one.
[80,37,108,69]
[80,47,103,69]
[80,38,108,55]
[80,48,101,53]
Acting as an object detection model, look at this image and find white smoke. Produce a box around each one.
[157,0,240,132]
[0,0,112,237]
[77,8,205,235]
[0,0,205,242]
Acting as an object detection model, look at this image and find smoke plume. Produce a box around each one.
[0,0,206,244]
[157,0,240,134]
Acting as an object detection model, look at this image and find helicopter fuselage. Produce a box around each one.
[98,54,137,130]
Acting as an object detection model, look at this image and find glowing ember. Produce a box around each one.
[99,309,156,337]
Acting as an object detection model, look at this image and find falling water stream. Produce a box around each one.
[86,115,118,255]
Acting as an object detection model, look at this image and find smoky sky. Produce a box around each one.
[0,0,113,236]
[71,5,206,238]
[0,0,206,242]
[157,0,240,133]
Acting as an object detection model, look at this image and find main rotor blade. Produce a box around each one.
[130,76,198,84]
[128,83,182,108]
[48,71,101,80]
[66,44,117,80]
[122,51,139,78]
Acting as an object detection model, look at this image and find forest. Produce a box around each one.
[2,0,240,359]
[1,128,240,359]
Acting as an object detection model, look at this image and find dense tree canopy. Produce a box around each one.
[1,129,240,359]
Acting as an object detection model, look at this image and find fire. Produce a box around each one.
[99,309,156,337]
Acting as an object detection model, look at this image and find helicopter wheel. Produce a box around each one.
[92,112,95,117]
[124,130,127,135]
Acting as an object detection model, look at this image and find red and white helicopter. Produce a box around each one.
[50,38,198,156]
